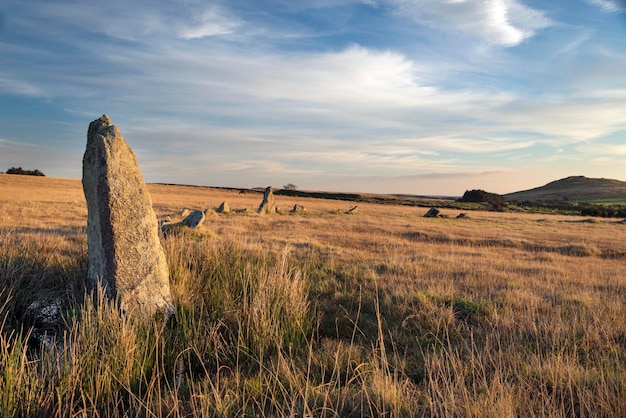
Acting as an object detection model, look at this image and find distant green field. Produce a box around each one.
[579,197,626,206]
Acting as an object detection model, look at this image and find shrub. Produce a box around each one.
[6,167,45,176]
[459,189,505,204]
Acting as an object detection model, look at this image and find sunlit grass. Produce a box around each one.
[0,175,625,416]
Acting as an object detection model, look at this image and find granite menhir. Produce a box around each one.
[82,115,174,319]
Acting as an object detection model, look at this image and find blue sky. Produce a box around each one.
[1,0,625,195]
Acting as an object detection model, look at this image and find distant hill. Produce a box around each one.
[505,176,626,202]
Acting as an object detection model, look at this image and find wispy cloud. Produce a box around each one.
[385,0,552,46]
[577,142,626,156]
[0,74,43,96]
[584,0,626,13]
[177,5,241,39]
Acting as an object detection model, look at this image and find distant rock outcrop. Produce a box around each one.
[257,187,276,215]
[82,115,174,320]
[423,207,440,218]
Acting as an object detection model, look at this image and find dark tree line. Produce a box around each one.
[5,167,45,176]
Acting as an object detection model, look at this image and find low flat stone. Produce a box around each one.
[183,210,205,228]
[290,204,305,214]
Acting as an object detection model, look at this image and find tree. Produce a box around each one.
[283,183,298,191]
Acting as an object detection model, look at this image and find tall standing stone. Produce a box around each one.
[257,186,276,215]
[82,115,174,319]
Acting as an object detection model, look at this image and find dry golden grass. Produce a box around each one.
[1,174,625,417]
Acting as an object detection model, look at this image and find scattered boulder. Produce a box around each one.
[217,201,231,213]
[345,206,359,214]
[161,209,207,235]
[423,207,440,218]
[290,204,305,214]
[257,186,276,215]
[26,298,65,349]
[456,213,470,219]
[82,115,174,320]
[182,210,205,228]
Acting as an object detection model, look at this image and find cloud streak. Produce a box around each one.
[585,0,626,13]
[386,0,552,46]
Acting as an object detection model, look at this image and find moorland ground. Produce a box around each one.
[0,174,625,417]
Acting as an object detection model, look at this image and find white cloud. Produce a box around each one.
[177,6,241,39]
[387,0,552,46]
[584,0,626,13]
[496,92,626,142]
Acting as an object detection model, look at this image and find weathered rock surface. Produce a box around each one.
[217,201,231,213]
[82,115,174,319]
[423,207,440,218]
[257,186,276,215]
[182,210,205,228]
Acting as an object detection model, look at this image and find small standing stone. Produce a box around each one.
[423,207,440,218]
[257,186,276,215]
[82,115,174,320]
[217,201,231,213]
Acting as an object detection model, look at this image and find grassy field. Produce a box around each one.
[1,174,625,417]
